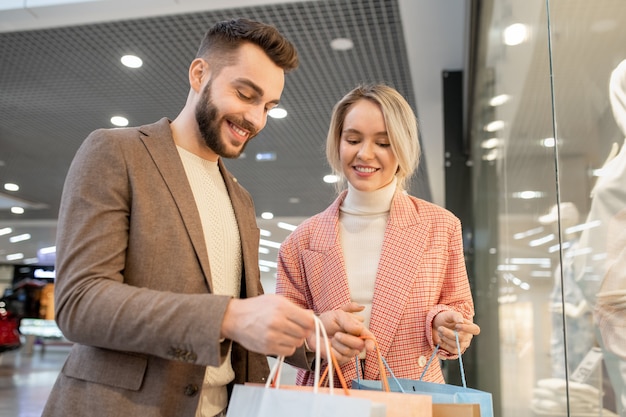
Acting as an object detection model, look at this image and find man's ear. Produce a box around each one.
[189,58,208,92]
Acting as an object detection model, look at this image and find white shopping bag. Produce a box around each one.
[226,315,384,417]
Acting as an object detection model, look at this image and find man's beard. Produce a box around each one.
[195,83,254,159]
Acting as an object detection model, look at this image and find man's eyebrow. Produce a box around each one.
[234,78,280,105]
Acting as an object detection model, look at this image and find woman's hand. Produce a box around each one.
[432,310,480,355]
[306,302,376,365]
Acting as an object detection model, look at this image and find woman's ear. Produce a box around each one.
[189,58,207,92]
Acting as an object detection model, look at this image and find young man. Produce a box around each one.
[42,18,317,417]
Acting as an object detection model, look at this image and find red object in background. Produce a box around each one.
[0,305,21,353]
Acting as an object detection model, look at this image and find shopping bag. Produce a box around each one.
[227,384,382,417]
[352,332,493,417]
[432,403,480,417]
[279,335,431,417]
[226,315,384,417]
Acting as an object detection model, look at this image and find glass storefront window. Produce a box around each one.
[468,0,626,416]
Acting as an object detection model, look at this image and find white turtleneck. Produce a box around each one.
[339,176,397,329]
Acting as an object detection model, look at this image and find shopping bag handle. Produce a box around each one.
[267,314,335,393]
[319,348,351,395]
[418,330,466,388]
[352,335,391,392]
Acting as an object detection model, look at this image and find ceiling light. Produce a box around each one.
[261,212,274,220]
[484,120,504,132]
[255,152,276,161]
[513,227,545,240]
[6,253,24,261]
[23,258,40,265]
[268,108,287,119]
[528,234,555,247]
[277,222,297,231]
[10,207,24,214]
[542,137,555,148]
[259,239,281,249]
[489,94,511,107]
[259,259,277,268]
[323,174,339,184]
[39,246,56,254]
[481,138,500,149]
[9,233,31,243]
[503,23,529,46]
[260,229,271,237]
[507,257,551,266]
[0,228,12,236]
[482,150,498,161]
[512,191,544,199]
[330,38,354,51]
[4,183,19,192]
[111,116,129,127]
[121,54,143,68]
[288,197,300,204]
[258,247,270,255]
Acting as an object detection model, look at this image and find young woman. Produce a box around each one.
[276,83,480,386]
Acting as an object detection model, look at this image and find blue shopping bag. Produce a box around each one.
[352,332,493,417]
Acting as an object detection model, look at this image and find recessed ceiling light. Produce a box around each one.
[269,108,287,119]
[323,174,339,184]
[503,23,529,46]
[277,222,297,231]
[10,233,31,243]
[489,94,511,107]
[10,207,24,214]
[255,152,276,161]
[484,120,504,132]
[261,212,274,220]
[121,54,143,68]
[4,183,19,192]
[481,138,500,149]
[330,37,354,51]
[111,116,129,127]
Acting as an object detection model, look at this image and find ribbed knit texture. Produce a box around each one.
[339,177,397,330]
[177,146,241,417]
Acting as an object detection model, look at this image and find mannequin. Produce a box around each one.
[573,59,626,417]
[539,202,594,379]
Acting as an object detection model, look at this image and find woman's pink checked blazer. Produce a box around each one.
[276,189,475,386]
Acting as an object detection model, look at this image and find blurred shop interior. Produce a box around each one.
[1,0,626,416]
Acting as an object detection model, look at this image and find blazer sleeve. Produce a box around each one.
[425,214,475,357]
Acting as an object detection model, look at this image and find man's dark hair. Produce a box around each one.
[196,18,299,74]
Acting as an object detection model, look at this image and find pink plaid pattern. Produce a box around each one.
[276,191,475,386]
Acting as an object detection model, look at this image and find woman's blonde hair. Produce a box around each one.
[325,83,420,191]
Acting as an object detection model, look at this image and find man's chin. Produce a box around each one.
[220,146,245,159]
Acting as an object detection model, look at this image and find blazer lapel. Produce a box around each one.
[367,192,431,371]
[218,160,262,298]
[137,118,214,291]
[305,193,354,312]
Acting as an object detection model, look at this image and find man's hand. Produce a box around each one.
[432,310,480,355]
[221,295,315,357]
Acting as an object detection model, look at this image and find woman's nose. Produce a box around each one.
[357,142,374,159]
